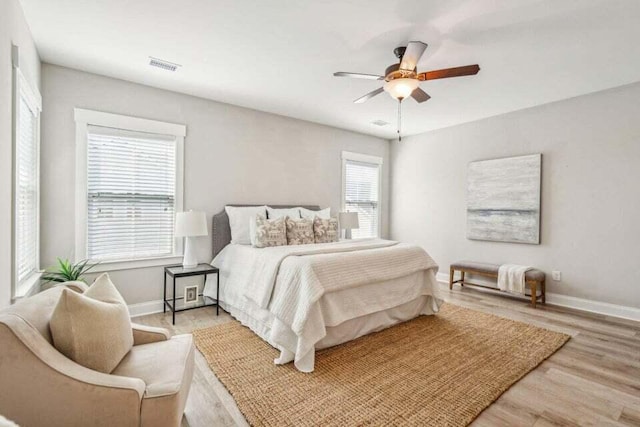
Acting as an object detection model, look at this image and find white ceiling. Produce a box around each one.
[19,0,640,139]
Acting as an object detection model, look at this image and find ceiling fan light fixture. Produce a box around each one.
[383,78,419,100]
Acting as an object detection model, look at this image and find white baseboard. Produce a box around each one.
[128,300,164,318]
[435,272,640,322]
[128,275,640,322]
[543,293,640,321]
[436,272,452,284]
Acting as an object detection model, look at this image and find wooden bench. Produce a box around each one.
[449,261,546,308]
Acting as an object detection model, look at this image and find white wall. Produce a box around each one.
[40,64,389,305]
[0,0,40,308]
[391,82,640,309]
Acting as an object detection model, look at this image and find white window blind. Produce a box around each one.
[15,94,38,283]
[344,159,381,238]
[86,125,177,261]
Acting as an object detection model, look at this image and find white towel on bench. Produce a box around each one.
[497,264,531,294]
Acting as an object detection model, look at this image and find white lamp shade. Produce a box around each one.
[175,211,208,237]
[339,212,359,229]
[383,78,420,100]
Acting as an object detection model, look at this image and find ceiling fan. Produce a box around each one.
[334,41,480,140]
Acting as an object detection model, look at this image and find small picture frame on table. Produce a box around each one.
[184,285,198,304]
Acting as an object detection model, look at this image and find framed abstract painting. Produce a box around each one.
[467,154,542,244]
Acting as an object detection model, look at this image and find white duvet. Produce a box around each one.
[204,239,442,372]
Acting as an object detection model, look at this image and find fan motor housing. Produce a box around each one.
[386,46,419,81]
[385,63,417,81]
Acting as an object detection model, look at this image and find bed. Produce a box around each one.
[203,204,442,372]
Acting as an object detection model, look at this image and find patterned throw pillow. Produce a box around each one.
[254,215,287,248]
[313,216,339,243]
[285,217,314,245]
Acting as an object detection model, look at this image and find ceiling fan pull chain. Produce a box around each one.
[397,99,402,142]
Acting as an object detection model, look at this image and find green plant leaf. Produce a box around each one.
[41,258,100,284]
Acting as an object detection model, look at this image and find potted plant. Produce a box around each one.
[41,258,99,288]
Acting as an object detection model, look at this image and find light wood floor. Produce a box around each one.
[135,285,640,427]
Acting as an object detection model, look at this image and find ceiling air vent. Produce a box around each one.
[371,120,389,127]
[149,57,181,72]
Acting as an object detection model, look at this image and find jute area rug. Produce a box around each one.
[194,304,569,427]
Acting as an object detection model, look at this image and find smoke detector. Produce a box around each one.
[371,120,390,127]
[149,57,181,72]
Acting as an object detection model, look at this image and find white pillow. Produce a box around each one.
[249,214,259,246]
[267,206,301,219]
[225,205,267,245]
[300,207,331,220]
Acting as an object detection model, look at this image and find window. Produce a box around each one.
[75,109,185,269]
[12,45,42,298]
[342,151,383,238]
[86,126,177,260]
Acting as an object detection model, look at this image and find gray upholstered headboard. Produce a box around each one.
[212,205,321,258]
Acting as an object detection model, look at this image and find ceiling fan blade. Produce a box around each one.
[399,41,428,71]
[334,72,384,80]
[418,64,480,81]
[354,87,384,104]
[411,87,431,103]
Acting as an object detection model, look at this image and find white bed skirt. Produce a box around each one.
[315,295,439,349]
[208,269,442,371]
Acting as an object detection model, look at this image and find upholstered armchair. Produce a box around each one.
[0,283,195,427]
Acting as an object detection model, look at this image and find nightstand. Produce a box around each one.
[163,263,219,325]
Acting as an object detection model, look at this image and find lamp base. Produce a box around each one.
[182,236,198,268]
[344,229,352,239]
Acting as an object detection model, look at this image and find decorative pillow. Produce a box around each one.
[225,205,267,245]
[267,206,301,219]
[50,273,133,373]
[285,217,315,245]
[253,215,287,248]
[313,216,339,243]
[300,207,331,220]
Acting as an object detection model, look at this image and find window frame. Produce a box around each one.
[74,108,186,272]
[341,151,383,238]
[12,45,42,300]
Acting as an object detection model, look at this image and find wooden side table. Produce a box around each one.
[164,263,219,324]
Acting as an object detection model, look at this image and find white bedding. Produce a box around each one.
[203,239,442,372]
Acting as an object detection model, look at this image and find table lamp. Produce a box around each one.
[175,211,208,268]
[339,211,359,239]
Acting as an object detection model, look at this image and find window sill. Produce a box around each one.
[13,271,42,301]
[91,255,184,273]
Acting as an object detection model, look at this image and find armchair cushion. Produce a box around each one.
[112,334,195,427]
[112,334,194,398]
[50,273,133,373]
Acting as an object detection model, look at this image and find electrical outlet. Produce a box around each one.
[552,271,562,281]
